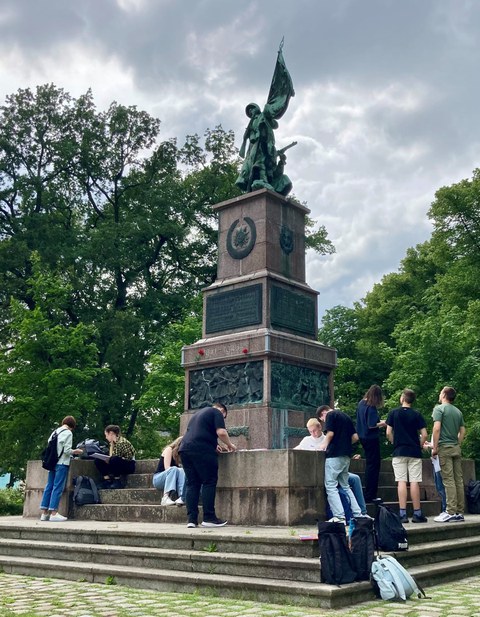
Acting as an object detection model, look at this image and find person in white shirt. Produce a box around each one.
[295,417,368,516]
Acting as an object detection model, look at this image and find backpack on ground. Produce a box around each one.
[318,520,357,585]
[73,476,101,506]
[466,479,480,514]
[349,516,375,581]
[325,486,353,523]
[374,503,408,552]
[371,555,426,601]
[41,428,68,471]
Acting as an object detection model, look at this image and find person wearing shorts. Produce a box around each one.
[386,389,428,524]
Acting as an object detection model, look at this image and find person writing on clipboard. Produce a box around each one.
[93,424,136,489]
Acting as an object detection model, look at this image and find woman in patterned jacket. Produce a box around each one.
[95,424,135,489]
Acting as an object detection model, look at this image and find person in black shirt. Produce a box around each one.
[386,389,428,523]
[179,403,236,528]
[320,408,363,522]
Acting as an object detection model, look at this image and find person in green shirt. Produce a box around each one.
[432,387,466,522]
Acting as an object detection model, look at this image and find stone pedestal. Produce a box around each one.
[180,189,336,449]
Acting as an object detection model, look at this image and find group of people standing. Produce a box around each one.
[40,383,466,527]
[313,384,466,524]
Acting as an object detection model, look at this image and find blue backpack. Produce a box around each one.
[371,555,426,601]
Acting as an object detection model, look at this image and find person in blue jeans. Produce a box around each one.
[424,438,447,512]
[295,416,368,516]
[40,416,83,522]
[320,408,363,522]
[153,436,186,506]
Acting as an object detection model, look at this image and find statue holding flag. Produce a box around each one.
[236,40,296,197]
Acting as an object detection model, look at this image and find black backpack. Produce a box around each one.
[318,521,357,585]
[374,504,408,552]
[41,428,68,471]
[73,476,101,506]
[467,480,480,514]
[349,516,375,580]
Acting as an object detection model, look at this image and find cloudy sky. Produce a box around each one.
[1,0,479,320]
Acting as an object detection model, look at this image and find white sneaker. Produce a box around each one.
[40,513,50,521]
[328,517,345,523]
[434,511,453,522]
[175,498,185,506]
[49,514,68,522]
[161,495,176,506]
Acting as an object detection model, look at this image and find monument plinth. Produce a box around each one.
[180,189,336,449]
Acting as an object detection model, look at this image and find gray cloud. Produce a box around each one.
[1,0,479,320]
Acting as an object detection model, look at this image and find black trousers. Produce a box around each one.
[360,437,381,502]
[94,456,135,478]
[180,450,218,524]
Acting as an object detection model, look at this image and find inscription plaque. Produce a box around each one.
[270,285,316,336]
[206,284,262,334]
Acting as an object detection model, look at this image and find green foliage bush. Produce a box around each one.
[0,487,24,516]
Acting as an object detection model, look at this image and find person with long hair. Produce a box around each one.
[152,436,186,506]
[356,385,386,502]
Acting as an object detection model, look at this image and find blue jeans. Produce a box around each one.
[40,464,69,511]
[348,472,367,515]
[152,467,186,500]
[434,470,447,512]
[325,456,361,519]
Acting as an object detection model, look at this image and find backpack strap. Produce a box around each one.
[87,477,100,504]
[73,476,84,503]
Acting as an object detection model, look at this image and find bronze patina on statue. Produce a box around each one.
[236,40,297,197]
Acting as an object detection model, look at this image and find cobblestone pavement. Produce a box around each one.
[1,573,480,617]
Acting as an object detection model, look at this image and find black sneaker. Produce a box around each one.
[109,479,124,489]
[201,518,228,527]
[98,479,113,489]
[399,514,409,524]
[411,513,428,523]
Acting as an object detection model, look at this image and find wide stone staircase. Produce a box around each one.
[2,456,479,608]
[1,514,480,609]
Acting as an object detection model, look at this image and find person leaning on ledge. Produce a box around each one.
[179,402,236,529]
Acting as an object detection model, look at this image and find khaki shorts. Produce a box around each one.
[392,456,423,483]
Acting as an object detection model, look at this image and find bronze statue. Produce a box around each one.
[236,40,296,196]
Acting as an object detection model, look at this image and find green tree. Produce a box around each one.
[0,255,102,476]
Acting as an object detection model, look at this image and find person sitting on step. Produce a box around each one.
[153,436,186,506]
[95,424,136,489]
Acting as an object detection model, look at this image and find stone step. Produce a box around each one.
[72,503,188,524]
[0,522,320,558]
[0,539,320,583]
[2,549,480,609]
[75,494,441,524]
[125,473,156,489]
[98,488,164,504]
[0,554,373,608]
[366,500,441,518]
